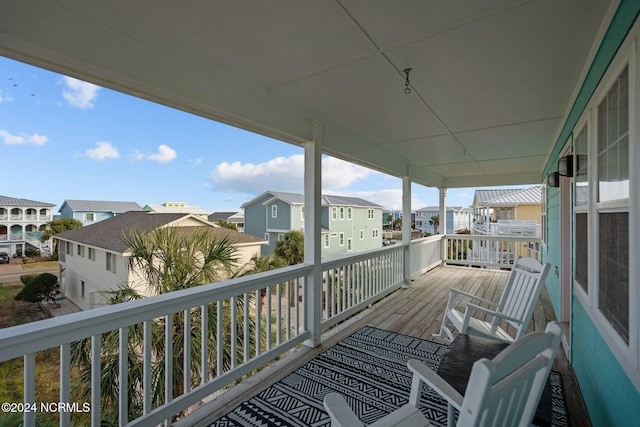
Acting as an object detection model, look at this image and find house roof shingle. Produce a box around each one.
[242,191,382,209]
[55,211,263,253]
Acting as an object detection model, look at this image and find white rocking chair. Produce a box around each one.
[323,321,563,427]
[434,256,551,344]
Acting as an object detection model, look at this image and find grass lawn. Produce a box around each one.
[0,282,90,426]
[21,260,60,270]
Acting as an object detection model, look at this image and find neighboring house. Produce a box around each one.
[0,195,55,256]
[242,191,383,258]
[55,211,265,310]
[414,206,472,235]
[471,186,542,236]
[144,201,209,219]
[59,199,143,226]
[208,211,245,232]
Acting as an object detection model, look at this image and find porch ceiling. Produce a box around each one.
[0,0,612,188]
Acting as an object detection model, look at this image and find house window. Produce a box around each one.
[359,230,364,240]
[372,229,379,238]
[81,281,85,299]
[367,209,374,219]
[347,238,352,251]
[324,234,330,248]
[339,207,345,220]
[339,232,344,246]
[596,65,629,343]
[106,253,116,273]
[278,234,285,241]
[88,247,95,261]
[264,233,270,244]
[347,208,352,220]
[77,245,84,257]
[332,207,337,220]
[66,242,73,256]
[84,213,95,222]
[271,205,277,218]
[574,123,589,294]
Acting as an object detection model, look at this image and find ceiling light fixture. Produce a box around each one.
[403,68,412,94]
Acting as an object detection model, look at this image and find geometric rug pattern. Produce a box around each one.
[209,326,568,427]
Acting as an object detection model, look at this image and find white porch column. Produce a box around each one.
[304,121,323,348]
[402,176,411,287]
[439,188,447,235]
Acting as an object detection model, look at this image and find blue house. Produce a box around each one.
[59,200,143,226]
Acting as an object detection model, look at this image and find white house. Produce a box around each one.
[414,206,472,235]
[0,195,55,256]
[55,211,265,310]
[144,201,209,219]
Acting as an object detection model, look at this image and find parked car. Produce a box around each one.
[0,252,10,264]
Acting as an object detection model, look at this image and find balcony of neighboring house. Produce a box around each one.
[0,234,588,427]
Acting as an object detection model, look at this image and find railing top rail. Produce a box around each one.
[444,234,542,243]
[410,234,444,245]
[0,263,312,361]
[321,243,403,270]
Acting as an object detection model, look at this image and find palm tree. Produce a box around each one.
[40,218,83,254]
[274,230,304,266]
[71,227,258,423]
[429,215,440,235]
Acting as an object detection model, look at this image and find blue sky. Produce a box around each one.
[1,56,523,214]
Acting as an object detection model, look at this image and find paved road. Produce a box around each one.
[0,259,58,284]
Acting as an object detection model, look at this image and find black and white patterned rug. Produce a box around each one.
[210,326,568,427]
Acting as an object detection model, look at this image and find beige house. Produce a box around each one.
[55,211,265,310]
[471,186,542,237]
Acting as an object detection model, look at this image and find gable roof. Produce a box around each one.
[0,195,55,208]
[242,191,381,209]
[473,188,524,206]
[60,199,143,213]
[55,211,263,253]
[208,212,242,222]
[481,186,542,206]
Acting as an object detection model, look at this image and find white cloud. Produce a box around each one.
[147,144,177,163]
[62,76,100,109]
[128,149,145,161]
[211,155,375,195]
[0,129,47,146]
[0,90,11,103]
[85,141,120,160]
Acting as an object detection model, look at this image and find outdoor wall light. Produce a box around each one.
[558,154,574,177]
[547,171,560,188]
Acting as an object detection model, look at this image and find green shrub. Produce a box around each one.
[20,274,38,285]
[15,273,59,304]
[25,248,41,257]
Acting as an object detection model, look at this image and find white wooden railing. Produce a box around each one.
[0,244,409,427]
[410,235,442,278]
[444,234,542,268]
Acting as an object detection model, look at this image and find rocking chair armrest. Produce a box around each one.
[462,302,523,325]
[324,393,365,427]
[448,288,498,307]
[407,360,463,410]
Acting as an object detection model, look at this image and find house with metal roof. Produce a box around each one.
[242,191,383,258]
[143,201,209,219]
[472,186,542,236]
[0,195,55,256]
[208,211,245,232]
[54,211,266,310]
[59,199,143,226]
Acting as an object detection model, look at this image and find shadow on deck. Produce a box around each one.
[182,265,590,427]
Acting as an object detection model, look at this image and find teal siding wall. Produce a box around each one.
[266,200,290,231]
[572,301,640,426]
[542,2,640,426]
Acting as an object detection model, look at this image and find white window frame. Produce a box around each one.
[264,233,270,244]
[359,230,364,240]
[339,207,345,220]
[84,213,95,222]
[347,208,352,220]
[570,40,638,389]
[324,234,330,248]
[372,229,379,238]
[339,232,344,246]
[271,205,277,218]
[332,207,337,220]
[81,281,85,299]
[347,238,352,251]
[106,252,116,273]
[278,233,285,241]
[367,209,374,219]
[301,206,304,221]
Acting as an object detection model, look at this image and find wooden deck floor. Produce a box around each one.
[186,265,591,427]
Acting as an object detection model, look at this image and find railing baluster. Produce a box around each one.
[285,280,291,340]
[216,301,223,375]
[266,286,272,350]
[255,289,261,356]
[143,320,152,414]
[184,309,191,393]
[24,353,35,427]
[243,294,249,363]
[275,284,281,345]
[60,343,71,427]
[231,297,237,368]
[201,305,208,383]
[119,327,128,426]
[91,334,102,427]
[165,314,173,426]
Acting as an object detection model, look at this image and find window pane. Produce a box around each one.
[598,212,629,343]
[598,66,629,202]
[575,213,588,293]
